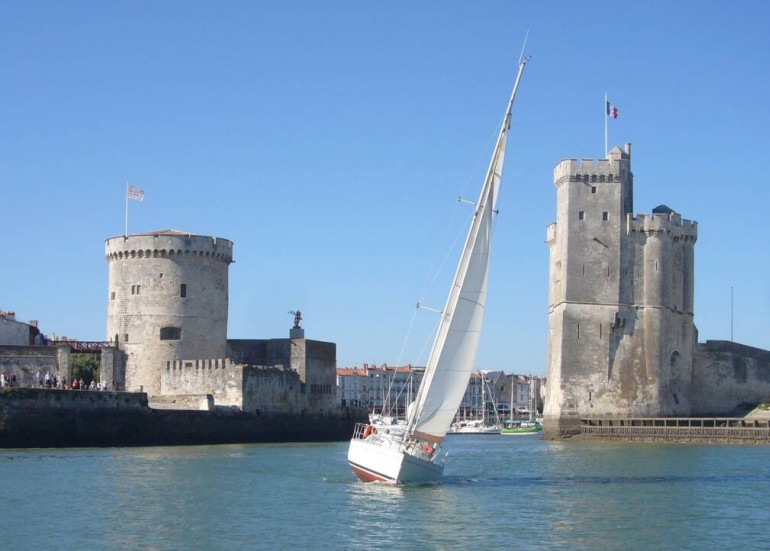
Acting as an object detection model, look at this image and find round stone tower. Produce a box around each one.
[105,230,234,395]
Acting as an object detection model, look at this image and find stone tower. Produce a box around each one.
[105,230,234,395]
[543,145,698,438]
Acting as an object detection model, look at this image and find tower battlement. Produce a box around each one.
[553,144,632,186]
[627,212,698,241]
[105,230,233,264]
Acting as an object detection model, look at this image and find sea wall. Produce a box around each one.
[0,388,367,447]
[691,341,770,415]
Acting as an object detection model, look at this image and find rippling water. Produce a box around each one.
[2,436,769,550]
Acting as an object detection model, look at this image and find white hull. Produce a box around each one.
[348,427,444,484]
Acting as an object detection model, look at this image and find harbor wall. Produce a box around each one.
[0,388,366,447]
[691,341,770,415]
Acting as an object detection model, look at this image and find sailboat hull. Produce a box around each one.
[348,431,443,484]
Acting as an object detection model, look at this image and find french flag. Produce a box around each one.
[606,101,619,119]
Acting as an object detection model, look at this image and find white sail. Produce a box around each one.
[407,63,527,444]
[348,56,528,484]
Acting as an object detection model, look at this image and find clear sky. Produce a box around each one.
[2,1,768,375]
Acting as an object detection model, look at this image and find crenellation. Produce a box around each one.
[627,212,699,240]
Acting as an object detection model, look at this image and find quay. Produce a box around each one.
[580,417,770,444]
[0,388,366,448]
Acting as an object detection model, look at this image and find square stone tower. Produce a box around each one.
[543,144,698,438]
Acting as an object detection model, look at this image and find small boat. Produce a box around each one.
[347,55,529,484]
[449,419,501,435]
[502,377,541,435]
[449,372,502,434]
[501,419,542,435]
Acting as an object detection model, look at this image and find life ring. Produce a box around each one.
[422,443,434,455]
[363,425,375,438]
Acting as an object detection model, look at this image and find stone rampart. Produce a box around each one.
[626,212,698,238]
[0,388,367,447]
[0,387,148,410]
[0,345,66,386]
[691,341,770,415]
[161,358,332,414]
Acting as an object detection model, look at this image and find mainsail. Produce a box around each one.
[407,59,528,444]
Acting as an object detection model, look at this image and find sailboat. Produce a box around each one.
[502,376,542,435]
[347,56,528,484]
[449,372,502,434]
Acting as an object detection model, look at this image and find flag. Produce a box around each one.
[606,100,619,119]
[127,184,144,201]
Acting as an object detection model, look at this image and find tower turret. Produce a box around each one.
[105,230,233,395]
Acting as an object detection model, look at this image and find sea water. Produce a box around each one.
[1,435,768,550]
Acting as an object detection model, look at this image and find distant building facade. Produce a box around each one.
[544,145,770,438]
[336,364,541,418]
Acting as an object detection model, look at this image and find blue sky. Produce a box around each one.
[1,1,768,375]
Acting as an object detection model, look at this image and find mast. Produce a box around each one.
[405,56,529,442]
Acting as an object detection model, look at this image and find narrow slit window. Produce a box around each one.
[180,284,187,298]
[160,327,182,340]
[602,212,609,221]
[578,211,585,220]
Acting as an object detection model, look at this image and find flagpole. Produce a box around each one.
[125,182,129,237]
[604,92,608,157]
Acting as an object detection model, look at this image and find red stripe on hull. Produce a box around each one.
[349,462,393,483]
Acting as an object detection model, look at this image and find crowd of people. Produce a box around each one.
[0,370,114,391]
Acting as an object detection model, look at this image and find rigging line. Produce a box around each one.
[394,305,420,371]
[415,112,501,304]
[416,310,443,366]
[418,214,471,303]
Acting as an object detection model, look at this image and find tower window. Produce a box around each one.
[578,211,585,220]
[181,284,187,298]
[131,285,141,295]
[602,212,609,221]
[110,291,115,300]
[591,186,597,193]
[160,327,182,340]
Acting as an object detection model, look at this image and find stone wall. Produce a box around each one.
[228,338,338,412]
[0,317,32,345]
[160,357,336,415]
[0,388,367,447]
[0,345,69,386]
[691,341,770,415]
[161,359,243,406]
